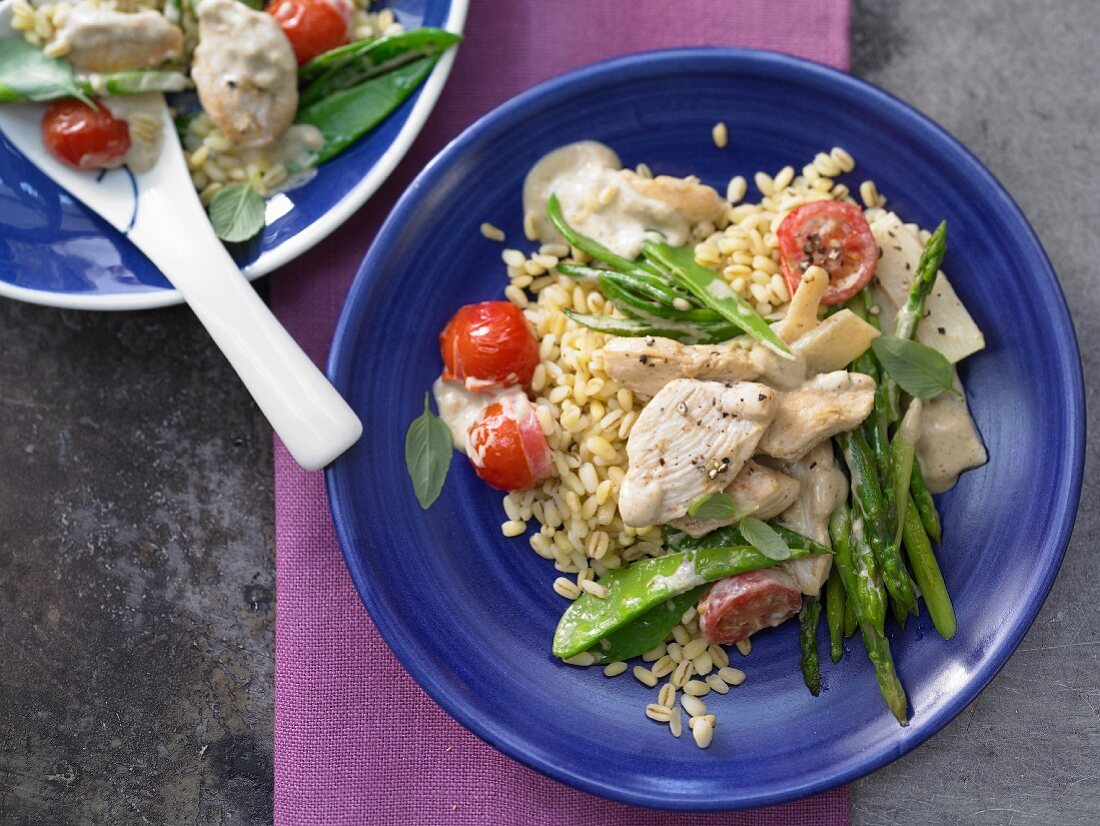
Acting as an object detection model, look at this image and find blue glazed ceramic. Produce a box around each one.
[326,50,1085,810]
[0,0,466,309]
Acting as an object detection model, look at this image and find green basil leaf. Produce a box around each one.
[0,38,88,103]
[208,183,266,243]
[405,392,452,509]
[739,517,791,561]
[871,335,956,400]
[687,492,738,521]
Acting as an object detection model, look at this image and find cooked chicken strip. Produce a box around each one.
[667,460,800,538]
[192,0,297,147]
[603,336,758,399]
[603,311,879,399]
[757,371,875,462]
[773,443,849,595]
[618,380,775,527]
[616,170,727,227]
[49,3,182,73]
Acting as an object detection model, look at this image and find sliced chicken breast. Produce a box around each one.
[50,3,182,73]
[603,336,758,399]
[617,170,727,227]
[618,379,776,527]
[192,0,298,147]
[668,460,800,538]
[757,371,875,462]
[774,442,849,595]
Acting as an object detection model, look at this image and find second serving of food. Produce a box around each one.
[406,135,987,750]
[3,0,460,241]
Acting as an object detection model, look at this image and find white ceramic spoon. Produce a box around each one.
[0,6,362,471]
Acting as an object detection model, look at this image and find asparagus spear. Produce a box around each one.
[887,399,922,549]
[884,222,947,417]
[910,459,942,544]
[836,429,919,617]
[825,566,846,662]
[828,501,886,635]
[902,495,956,639]
[829,505,909,725]
[799,595,822,695]
[843,599,858,638]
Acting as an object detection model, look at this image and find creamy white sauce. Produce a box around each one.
[650,556,706,593]
[778,443,846,546]
[432,378,522,456]
[916,373,987,493]
[522,140,705,260]
[102,94,164,174]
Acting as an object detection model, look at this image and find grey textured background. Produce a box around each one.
[0,0,1095,823]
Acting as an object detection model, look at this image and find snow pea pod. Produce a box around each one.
[299,29,462,105]
[297,55,439,164]
[546,194,663,276]
[641,241,794,360]
[553,543,824,660]
[562,310,737,345]
[598,274,726,324]
[588,587,705,664]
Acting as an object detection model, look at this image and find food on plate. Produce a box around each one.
[2,0,461,241]
[405,139,988,747]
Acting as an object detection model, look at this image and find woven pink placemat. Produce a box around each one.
[272,2,851,823]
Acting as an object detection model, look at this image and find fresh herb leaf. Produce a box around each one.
[871,335,956,400]
[405,392,452,509]
[0,38,90,104]
[686,493,761,523]
[208,183,266,243]
[739,517,792,561]
[687,492,738,521]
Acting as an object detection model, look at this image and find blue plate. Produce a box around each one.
[0,0,467,310]
[325,49,1085,810]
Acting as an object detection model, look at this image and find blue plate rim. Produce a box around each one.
[0,0,468,312]
[325,47,1086,810]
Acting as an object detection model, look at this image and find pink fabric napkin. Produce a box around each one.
[272,2,851,823]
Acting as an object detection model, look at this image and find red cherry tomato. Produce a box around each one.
[268,0,351,65]
[698,569,802,644]
[776,201,878,305]
[466,393,552,492]
[440,301,539,393]
[41,100,130,171]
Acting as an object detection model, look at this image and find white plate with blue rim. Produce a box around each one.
[0,0,467,310]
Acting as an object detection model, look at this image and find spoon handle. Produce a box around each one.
[132,161,361,471]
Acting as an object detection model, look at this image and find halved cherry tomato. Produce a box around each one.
[698,569,802,644]
[776,201,878,305]
[466,393,552,492]
[440,301,539,393]
[268,0,351,65]
[42,100,130,171]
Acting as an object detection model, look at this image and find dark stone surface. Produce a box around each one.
[0,298,275,824]
[848,1,1100,824]
[0,2,1096,823]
